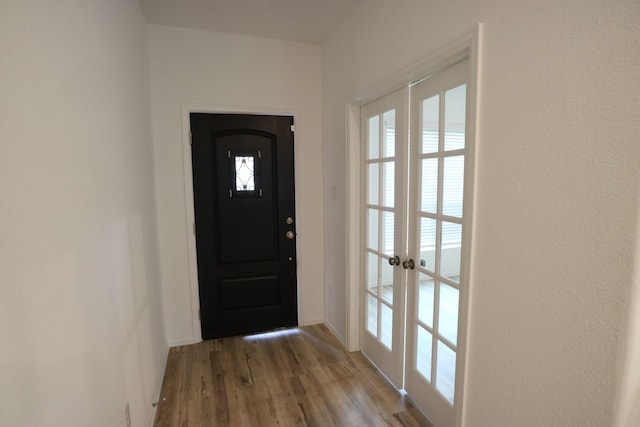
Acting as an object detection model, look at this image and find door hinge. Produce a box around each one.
[290,125,295,132]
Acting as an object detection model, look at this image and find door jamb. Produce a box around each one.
[181,105,300,343]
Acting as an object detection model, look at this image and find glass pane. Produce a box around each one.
[421,158,438,214]
[444,84,466,151]
[416,327,433,381]
[442,156,464,218]
[383,110,395,157]
[382,161,394,208]
[368,115,380,159]
[422,95,439,153]
[419,217,436,272]
[436,341,456,404]
[367,294,378,336]
[441,221,462,282]
[235,156,255,191]
[380,303,393,350]
[438,283,459,345]
[381,258,394,304]
[367,209,379,250]
[381,211,395,257]
[367,252,378,295]
[367,163,379,205]
[418,274,435,328]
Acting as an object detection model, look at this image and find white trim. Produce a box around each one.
[147,345,170,427]
[346,28,480,107]
[345,25,483,427]
[299,317,325,326]
[345,102,362,352]
[180,105,201,344]
[324,320,348,348]
[180,104,301,345]
[459,24,483,427]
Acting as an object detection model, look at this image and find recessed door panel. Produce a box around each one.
[214,133,277,262]
[218,275,280,310]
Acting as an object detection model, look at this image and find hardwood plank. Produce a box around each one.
[153,325,432,427]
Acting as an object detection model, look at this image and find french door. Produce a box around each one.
[361,59,472,427]
[360,88,407,388]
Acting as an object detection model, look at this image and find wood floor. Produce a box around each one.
[153,324,432,427]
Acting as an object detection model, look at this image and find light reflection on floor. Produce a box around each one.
[242,327,301,341]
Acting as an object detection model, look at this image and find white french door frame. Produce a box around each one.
[345,26,482,427]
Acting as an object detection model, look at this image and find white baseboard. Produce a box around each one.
[299,318,324,326]
[323,320,348,349]
[167,337,201,347]
[147,344,170,427]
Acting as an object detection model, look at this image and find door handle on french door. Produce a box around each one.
[285,231,295,240]
[402,258,415,270]
[388,255,400,266]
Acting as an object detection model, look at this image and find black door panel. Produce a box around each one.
[191,113,297,339]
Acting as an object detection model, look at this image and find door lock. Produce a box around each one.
[402,258,415,270]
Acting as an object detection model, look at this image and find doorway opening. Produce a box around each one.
[346,27,481,427]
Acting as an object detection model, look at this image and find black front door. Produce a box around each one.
[190,113,298,339]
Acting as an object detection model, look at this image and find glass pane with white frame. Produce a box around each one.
[366,252,378,295]
[368,115,380,159]
[418,273,435,327]
[444,84,466,151]
[417,326,433,381]
[422,95,439,153]
[438,283,459,346]
[367,209,378,250]
[368,163,379,205]
[421,158,438,214]
[436,340,456,403]
[440,221,461,282]
[442,155,464,218]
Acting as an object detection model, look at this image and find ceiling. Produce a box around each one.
[139,0,361,44]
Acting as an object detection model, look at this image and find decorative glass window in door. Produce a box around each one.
[235,156,255,191]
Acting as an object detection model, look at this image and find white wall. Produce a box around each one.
[147,25,325,345]
[323,0,640,425]
[0,1,167,426]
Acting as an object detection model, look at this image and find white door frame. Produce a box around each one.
[180,104,301,343]
[345,25,482,426]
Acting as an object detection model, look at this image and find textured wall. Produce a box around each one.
[323,0,640,425]
[0,1,166,426]
[147,25,325,345]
